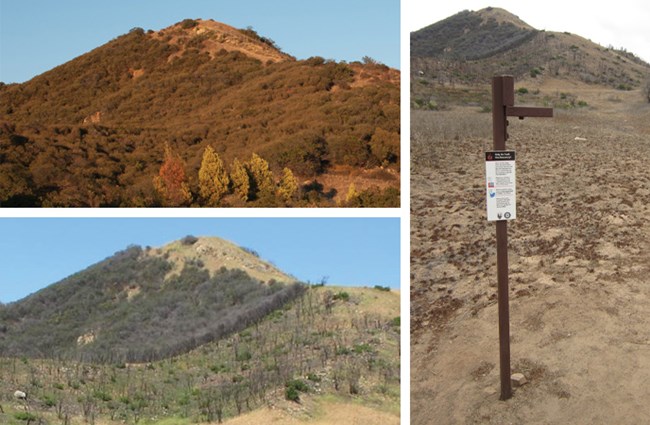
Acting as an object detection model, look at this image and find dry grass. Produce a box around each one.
[223,396,399,425]
[149,236,295,283]
[411,86,650,424]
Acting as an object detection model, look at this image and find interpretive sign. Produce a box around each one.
[490,75,553,401]
[485,151,516,221]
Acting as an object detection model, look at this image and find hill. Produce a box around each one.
[411,7,650,109]
[411,49,650,422]
[0,236,302,363]
[411,8,536,61]
[0,285,400,424]
[0,19,400,207]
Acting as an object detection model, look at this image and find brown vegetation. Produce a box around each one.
[0,19,399,207]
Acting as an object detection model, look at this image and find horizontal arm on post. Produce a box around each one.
[506,106,553,119]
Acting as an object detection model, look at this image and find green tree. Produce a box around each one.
[247,153,275,199]
[198,145,230,206]
[231,158,250,202]
[277,167,298,203]
[153,143,192,207]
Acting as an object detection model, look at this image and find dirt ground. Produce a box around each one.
[411,86,650,424]
[224,396,399,425]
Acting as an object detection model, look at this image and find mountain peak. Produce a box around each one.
[152,18,293,64]
[476,7,534,30]
[149,235,296,284]
[411,8,538,60]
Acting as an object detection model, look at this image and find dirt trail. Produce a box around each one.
[411,90,650,424]
[224,398,399,425]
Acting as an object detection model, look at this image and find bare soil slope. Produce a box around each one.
[411,87,650,424]
[223,396,399,425]
[149,236,295,283]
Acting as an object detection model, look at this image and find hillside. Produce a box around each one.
[0,19,400,207]
[0,286,400,424]
[411,67,650,422]
[0,236,302,363]
[411,7,650,109]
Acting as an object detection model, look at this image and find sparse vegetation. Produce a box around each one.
[0,284,399,424]
[411,94,650,422]
[411,10,537,60]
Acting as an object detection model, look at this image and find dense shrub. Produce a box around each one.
[181,235,199,245]
[373,285,391,292]
[344,186,400,208]
[285,379,309,402]
[0,245,306,363]
[0,20,399,207]
[333,291,350,301]
[181,19,198,29]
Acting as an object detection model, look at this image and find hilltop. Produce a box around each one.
[152,19,293,64]
[149,235,295,284]
[0,236,302,363]
[411,7,650,109]
[0,18,399,207]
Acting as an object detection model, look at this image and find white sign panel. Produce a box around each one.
[485,151,516,221]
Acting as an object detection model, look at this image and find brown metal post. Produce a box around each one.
[492,76,512,401]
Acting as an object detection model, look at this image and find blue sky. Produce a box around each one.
[0,0,400,83]
[0,218,400,303]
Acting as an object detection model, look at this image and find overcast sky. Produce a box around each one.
[0,0,399,83]
[406,0,650,64]
[0,218,400,304]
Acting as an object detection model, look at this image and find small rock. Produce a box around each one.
[574,137,587,141]
[483,387,497,396]
[511,373,527,387]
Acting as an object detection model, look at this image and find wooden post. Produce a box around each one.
[490,75,552,401]
[492,75,513,401]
